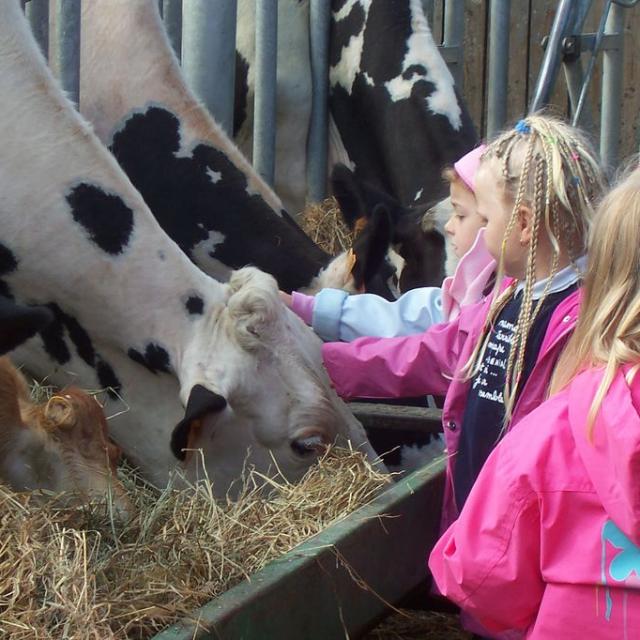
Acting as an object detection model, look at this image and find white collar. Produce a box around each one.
[515,255,586,300]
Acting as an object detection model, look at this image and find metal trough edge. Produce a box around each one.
[152,456,447,640]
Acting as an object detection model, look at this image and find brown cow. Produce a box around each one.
[0,357,131,514]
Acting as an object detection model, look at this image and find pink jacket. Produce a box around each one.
[429,366,640,639]
[322,283,581,531]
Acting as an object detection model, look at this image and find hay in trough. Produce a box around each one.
[0,447,392,639]
[366,610,471,639]
[299,196,354,256]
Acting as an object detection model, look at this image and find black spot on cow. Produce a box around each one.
[67,183,134,255]
[158,250,166,261]
[184,295,204,316]
[96,359,122,399]
[329,0,366,68]
[38,303,121,397]
[0,243,18,299]
[330,75,476,211]
[233,51,250,136]
[402,64,427,80]
[360,1,412,84]
[40,306,72,365]
[109,106,329,293]
[128,342,172,374]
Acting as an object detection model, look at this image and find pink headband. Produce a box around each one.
[453,144,487,192]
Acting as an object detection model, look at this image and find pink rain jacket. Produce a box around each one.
[429,366,640,639]
[322,282,581,531]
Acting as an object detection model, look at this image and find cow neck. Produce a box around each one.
[79,0,283,215]
[0,2,223,372]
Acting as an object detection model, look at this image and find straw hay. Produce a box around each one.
[299,196,354,256]
[0,448,392,639]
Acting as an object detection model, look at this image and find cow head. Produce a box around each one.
[331,164,447,292]
[0,359,131,515]
[173,267,380,496]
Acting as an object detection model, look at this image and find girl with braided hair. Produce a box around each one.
[429,162,640,639]
[320,112,605,537]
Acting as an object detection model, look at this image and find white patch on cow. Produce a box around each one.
[333,0,366,22]
[383,0,462,130]
[206,168,222,184]
[328,114,355,171]
[190,230,232,283]
[329,0,371,94]
[386,437,446,475]
[363,71,375,87]
[414,188,423,201]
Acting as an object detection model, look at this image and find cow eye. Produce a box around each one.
[290,435,325,457]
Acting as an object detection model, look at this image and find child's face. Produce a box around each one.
[444,180,483,259]
[475,159,530,279]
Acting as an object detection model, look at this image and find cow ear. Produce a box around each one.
[44,395,75,429]
[171,384,227,461]
[0,297,54,355]
[351,204,393,290]
[330,164,368,229]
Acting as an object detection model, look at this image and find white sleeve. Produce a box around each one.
[312,287,444,342]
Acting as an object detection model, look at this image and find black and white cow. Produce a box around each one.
[329,0,478,210]
[1,0,378,494]
[77,0,398,300]
[234,0,476,287]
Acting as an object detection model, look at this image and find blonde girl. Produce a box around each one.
[429,162,640,640]
[320,113,605,525]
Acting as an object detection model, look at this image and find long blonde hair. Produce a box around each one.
[550,161,640,436]
[465,114,605,422]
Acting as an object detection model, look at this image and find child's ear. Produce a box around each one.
[517,204,534,246]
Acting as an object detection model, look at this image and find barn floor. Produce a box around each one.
[365,609,471,639]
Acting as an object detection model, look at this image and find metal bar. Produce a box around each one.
[182,0,237,136]
[55,0,81,107]
[151,460,447,640]
[349,402,443,435]
[253,0,278,186]
[486,0,510,137]
[443,0,464,87]
[529,0,575,112]
[307,0,331,203]
[162,0,183,62]
[600,3,625,171]
[572,0,613,126]
[26,0,49,59]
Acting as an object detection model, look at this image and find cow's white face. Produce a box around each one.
[175,268,379,496]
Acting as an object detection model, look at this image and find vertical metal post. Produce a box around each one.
[443,0,464,87]
[253,0,278,186]
[529,0,574,112]
[600,3,624,171]
[307,0,331,203]
[26,0,50,59]
[162,0,183,62]
[182,0,237,136]
[486,0,510,137]
[55,0,81,107]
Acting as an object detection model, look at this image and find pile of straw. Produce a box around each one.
[299,196,354,256]
[0,448,391,639]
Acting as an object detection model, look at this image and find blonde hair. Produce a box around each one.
[550,160,640,436]
[465,114,605,422]
[442,166,471,192]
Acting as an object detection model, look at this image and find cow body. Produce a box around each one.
[79,0,390,296]
[330,0,477,209]
[1,0,377,493]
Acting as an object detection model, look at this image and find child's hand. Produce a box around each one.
[279,291,293,307]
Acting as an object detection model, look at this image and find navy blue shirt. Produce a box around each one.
[454,282,578,510]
